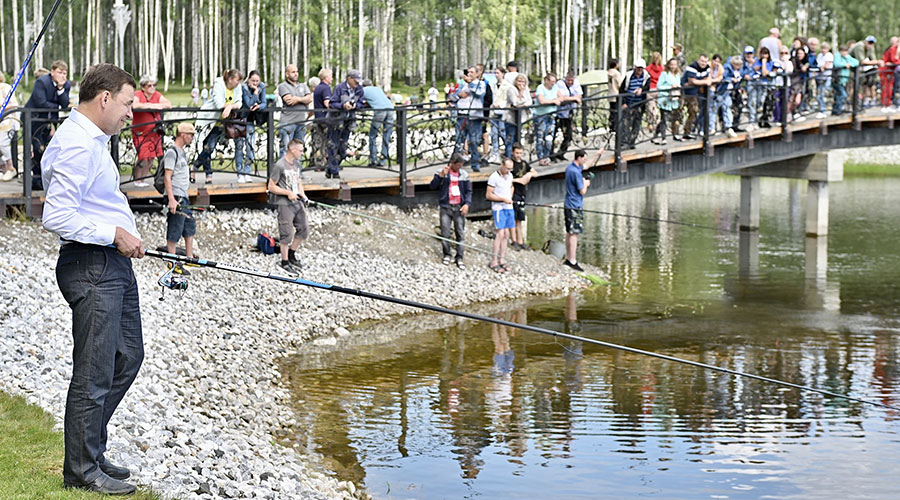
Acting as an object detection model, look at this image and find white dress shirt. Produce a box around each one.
[42,109,139,245]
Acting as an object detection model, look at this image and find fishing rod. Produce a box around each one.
[143,247,898,412]
[309,199,501,260]
[0,0,65,118]
[146,199,216,211]
[517,201,737,233]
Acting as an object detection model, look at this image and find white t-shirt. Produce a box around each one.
[816,52,834,77]
[488,170,514,211]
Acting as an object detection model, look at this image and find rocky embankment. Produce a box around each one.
[0,204,593,499]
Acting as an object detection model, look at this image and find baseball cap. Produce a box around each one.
[177,122,197,135]
[865,35,877,43]
[347,69,363,81]
[634,57,646,68]
[744,45,755,53]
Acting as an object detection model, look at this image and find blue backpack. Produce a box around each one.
[256,232,276,255]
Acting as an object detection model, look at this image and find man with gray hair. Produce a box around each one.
[325,69,365,179]
[277,64,313,157]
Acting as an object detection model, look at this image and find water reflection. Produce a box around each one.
[284,175,900,499]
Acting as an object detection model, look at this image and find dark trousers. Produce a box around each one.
[327,119,353,175]
[732,89,745,126]
[56,244,143,485]
[554,116,574,155]
[194,126,224,176]
[31,122,54,190]
[624,105,644,147]
[654,108,672,140]
[440,205,466,260]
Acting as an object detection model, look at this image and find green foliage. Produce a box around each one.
[0,391,164,500]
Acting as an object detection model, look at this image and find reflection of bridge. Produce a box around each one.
[1,97,898,238]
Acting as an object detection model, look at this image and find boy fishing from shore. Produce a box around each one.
[430,152,471,269]
[486,157,515,273]
[163,122,197,274]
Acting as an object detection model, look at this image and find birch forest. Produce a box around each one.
[0,0,896,92]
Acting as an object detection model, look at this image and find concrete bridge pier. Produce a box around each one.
[736,151,844,236]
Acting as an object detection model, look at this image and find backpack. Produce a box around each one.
[154,147,177,195]
[256,232,276,255]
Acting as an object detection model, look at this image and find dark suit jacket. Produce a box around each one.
[25,74,71,122]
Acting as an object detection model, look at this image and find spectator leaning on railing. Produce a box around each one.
[450,66,487,171]
[489,67,513,163]
[193,68,243,184]
[553,71,583,161]
[25,59,71,190]
[618,58,651,149]
[850,36,883,108]
[502,74,532,158]
[832,44,859,115]
[681,54,712,140]
[748,47,775,129]
[652,58,682,145]
[815,42,834,119]
[326,69,365,179]
[130,75,172,187]
[534,73,561,166]
[714,56,741,138]
[361,79,394,168]
[236,70,267,184]
[277,64,313,158]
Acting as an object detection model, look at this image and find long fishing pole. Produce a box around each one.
[309,199,501,260]
[518,201,737,233]
[145,247,899,412]
[0,0,65,118]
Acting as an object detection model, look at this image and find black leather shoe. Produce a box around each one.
[100,460,132,480]
[65,473,136,495]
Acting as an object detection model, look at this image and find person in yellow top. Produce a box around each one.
[0,72,20,181]
[193,69,243,184]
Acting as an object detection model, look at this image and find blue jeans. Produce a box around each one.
[455,115,482,166]
[712,93,733,131]
[194,126,224,176]
[369,110,394,165]
[833,81,848,114]
[56,244,143,485]
[535,114,555,160]
[503,122,517,158]
[747,83,763,123]
[816,78,832,113]
[279,122,306,158]
[490,116,505,157]
[234,125,256,175]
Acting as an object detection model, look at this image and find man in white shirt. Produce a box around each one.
[41,63,143,496]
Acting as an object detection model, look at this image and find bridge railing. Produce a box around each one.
[1,64,894,216]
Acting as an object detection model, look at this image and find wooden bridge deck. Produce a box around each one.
[2,109,897,215]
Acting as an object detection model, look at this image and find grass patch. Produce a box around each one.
[844,163,900,176]
[0,391,164,500]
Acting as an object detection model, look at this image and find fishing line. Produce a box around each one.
[0,0,65,118]
[310,199,502,260]
[517,201,738,233]
[144,247,899,412]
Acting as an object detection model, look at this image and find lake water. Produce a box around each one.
[283,173,900,499]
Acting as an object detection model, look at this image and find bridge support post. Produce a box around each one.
[806,180,829,236]
[739,175,760,231]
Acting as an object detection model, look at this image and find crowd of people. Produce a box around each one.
[611,29,900,146]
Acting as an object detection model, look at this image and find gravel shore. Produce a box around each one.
[0,204,593,499]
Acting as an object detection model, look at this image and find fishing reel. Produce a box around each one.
[157,260,190,301]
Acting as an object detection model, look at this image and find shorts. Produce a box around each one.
[493,208,515,230]
[166,197,197,242]
[863,68,879,87]
[513,194,526,221]
[277,202,309,244]
[564,208,584,234]
[0,131,11,163]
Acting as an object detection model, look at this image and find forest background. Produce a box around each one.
[0,0,897,95]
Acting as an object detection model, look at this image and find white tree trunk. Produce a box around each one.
[632,0,643,64]
[247,0,259,75]
[322,0,329,68]
[509,0,517,64]
[12,0,20,83]
[357,0,365,72]
[617,0,630,68]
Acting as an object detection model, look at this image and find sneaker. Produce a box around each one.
[488,154,500,163]
[883,107,894,113]
[745,124,756,132]
[133,181,149,188]
[471,165,481,172]
[563,260,584,272]
[725,128,737,138]
[205,175,213,184]
[442,255,451,265]
[815,112,827,119]
[1,169,15,181]
[279,260,298,277]
[682,134,694,140]
[288,255,302,270]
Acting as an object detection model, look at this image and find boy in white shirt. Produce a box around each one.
[486,157,515,273]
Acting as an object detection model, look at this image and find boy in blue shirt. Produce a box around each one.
[564,150,591,271]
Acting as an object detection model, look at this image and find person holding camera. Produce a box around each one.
[194,69,244,184]
[131,75,172,187]
[325,69,365,179]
